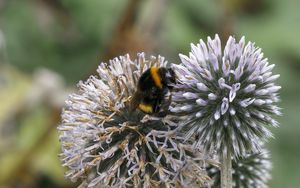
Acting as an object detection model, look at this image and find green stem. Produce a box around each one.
[221,151,232,188]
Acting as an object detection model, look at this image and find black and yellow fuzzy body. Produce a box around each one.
[130,67,176,115]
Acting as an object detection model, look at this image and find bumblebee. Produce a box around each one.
[130,67,176,115]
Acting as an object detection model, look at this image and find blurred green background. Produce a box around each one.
[0,0,299,187]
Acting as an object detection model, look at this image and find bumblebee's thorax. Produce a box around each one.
[150,67,163,89]
[138,67,163,91]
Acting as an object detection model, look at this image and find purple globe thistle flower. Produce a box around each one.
[171,35,281,158]
[58,53,214,188]
[207,148,272,188]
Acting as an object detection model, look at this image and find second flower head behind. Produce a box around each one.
[170,34,281,158]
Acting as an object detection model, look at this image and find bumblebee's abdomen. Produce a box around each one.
[138,103,153,113]
[138,96,162,114]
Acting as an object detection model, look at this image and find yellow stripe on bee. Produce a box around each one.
[150,67,162,88]
[138,103,153,113]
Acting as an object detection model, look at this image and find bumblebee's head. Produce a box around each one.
[166,68,176,84]
[158,67,176,89]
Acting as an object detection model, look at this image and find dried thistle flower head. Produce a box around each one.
[171,35,281,158]
[58,53,213,188]
[207,148,272,188]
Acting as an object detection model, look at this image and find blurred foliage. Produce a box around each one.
[1,0,126,83]
[0,0,299,187]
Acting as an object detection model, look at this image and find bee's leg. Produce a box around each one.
[153,98,161,113]
[155,111,168,117]
[154,93,172,117]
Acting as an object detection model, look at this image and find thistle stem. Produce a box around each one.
[221,151,232,188]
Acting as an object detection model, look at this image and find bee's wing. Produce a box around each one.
[129,91,142,112]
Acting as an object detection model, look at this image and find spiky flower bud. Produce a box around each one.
[171,35,281,158]
[58,53,213,188]
[207,148,272,188]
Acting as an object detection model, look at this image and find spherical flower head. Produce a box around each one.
[207,148,272,188]
[171,35,281,158]
[58,53,212,187]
